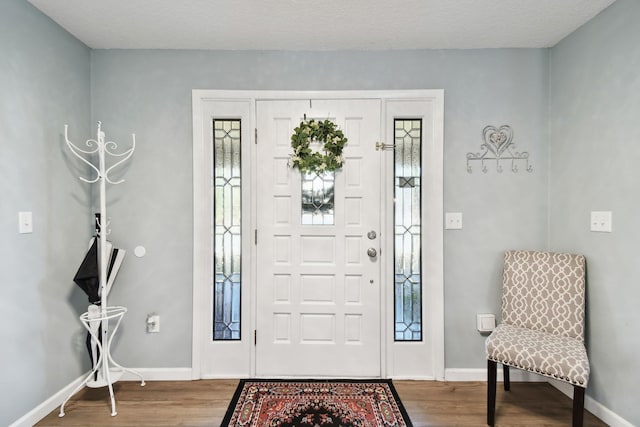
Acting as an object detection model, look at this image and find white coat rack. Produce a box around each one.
[59,122,144,417]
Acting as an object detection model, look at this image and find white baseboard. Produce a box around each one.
[120,367,193,381]
[549,380,635,427]
[389,375,437,381]
[444,368,546,382]
[10,367,193,427]
[445,368,633,427]
[9,374,86,427]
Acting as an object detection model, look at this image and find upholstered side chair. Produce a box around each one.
[485,250,590,427]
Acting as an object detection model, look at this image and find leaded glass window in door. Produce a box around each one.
[213,119,242,340]
[394,119,422,341]
[301,172,335,225]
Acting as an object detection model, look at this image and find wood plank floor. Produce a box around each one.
[36,380,607,426]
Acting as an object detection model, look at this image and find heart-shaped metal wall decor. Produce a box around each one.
[466,124,532,173]
[483,125,513,157]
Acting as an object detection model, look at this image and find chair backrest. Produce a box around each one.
[501,250,586,340]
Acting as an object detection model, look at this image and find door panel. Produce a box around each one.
[256,99,382,377]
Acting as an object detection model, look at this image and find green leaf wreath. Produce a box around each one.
[289,119,347,174]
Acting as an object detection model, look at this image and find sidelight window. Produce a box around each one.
[213,119,242,340]
[394,119,423,341]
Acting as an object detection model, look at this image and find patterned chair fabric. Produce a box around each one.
[486,250,590,387]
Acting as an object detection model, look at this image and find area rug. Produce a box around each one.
[221,379,412,427]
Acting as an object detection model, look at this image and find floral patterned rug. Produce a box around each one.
[221,379,412,427]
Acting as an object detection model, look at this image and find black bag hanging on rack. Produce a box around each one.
[73,238,100,304]
[73,214,102,304]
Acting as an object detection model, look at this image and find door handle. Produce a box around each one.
[367,247,377,258]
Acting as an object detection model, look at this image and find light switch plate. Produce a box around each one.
[590,211,612,232]
[19,211,33,234]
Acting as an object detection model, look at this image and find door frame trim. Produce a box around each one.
[192,90,444,380]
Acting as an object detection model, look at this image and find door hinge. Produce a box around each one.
[254,330,257,345]
[254,229,257,245]
[254,128,257,144]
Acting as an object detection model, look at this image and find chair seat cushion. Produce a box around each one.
[486,323,589,387]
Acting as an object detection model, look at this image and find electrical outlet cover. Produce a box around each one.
[445,212,463,230]
[590,211,612,233]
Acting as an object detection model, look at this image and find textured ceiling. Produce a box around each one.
[28,0,616,50]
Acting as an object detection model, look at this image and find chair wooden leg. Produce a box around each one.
[487,360,497,426]
[503,364,510,391]
[572,385,585,427]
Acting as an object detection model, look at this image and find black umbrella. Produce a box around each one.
[73,231,126,379]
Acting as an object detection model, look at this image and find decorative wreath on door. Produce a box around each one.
[289,119,347,174]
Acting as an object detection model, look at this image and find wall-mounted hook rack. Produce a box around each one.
[466,125,533,173]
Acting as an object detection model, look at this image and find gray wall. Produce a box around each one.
[10,1,638,424]
[90,48,549,368]
[0,1,91,425]
[549,0,640,424]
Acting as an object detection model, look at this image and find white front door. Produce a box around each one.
[193,90,444,381]
[255,99,382,377]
